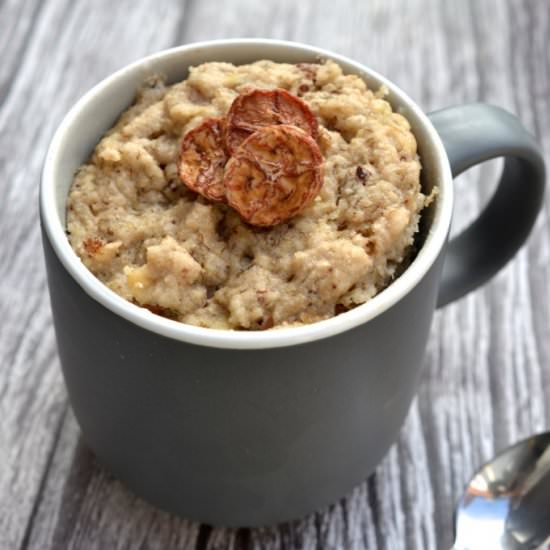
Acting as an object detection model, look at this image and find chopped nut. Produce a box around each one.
[355,166,369,181]
[83,238,104,255]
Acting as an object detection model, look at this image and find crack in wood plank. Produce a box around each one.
[19,403,69,550]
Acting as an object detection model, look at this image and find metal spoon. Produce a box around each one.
[453,432,550,549]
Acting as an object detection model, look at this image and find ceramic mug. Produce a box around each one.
[40,39,545,527]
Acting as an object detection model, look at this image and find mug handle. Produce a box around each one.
[428,104,545,307]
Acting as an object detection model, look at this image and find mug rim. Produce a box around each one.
[40,38,453,350]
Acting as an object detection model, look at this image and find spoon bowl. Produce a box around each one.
[454,432,550,549]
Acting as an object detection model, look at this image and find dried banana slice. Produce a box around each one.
[178,117,228,202]
[224,125,323,226]
[225,88,319,154]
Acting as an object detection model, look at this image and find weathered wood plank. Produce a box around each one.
[0,0,194,548]
[1,0,549,549]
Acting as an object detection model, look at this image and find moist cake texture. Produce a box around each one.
[67,60,429,329]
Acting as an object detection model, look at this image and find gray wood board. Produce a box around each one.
[0,0,548,548]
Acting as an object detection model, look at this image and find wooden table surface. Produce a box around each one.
[1,0,549,548]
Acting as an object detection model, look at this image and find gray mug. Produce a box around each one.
[40,40,545,527]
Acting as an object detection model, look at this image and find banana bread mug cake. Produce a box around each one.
[66,59,431,330]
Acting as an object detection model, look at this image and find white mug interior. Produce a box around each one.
[40,39,453,349]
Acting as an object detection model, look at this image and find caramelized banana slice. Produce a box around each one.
[224,125,323,226]
[178,117,228,202]
[225,88,319,154]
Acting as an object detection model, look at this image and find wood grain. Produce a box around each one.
[0,0,548,548]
